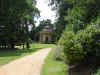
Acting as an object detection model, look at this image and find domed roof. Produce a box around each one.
[45,25,52,29]
[42,25,53,32]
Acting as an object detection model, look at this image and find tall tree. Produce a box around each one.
[49,0,100,35]
[49,0,73,40]
[0,0,39,48]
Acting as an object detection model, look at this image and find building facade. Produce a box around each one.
[40,25,53,43]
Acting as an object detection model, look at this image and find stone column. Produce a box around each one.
[40,33,43,43]
[42,34,46,43]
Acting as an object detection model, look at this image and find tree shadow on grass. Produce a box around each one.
[0,48,42,57]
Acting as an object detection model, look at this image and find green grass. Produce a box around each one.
[41,49,68,75]
[30,43,55,49]
[94,68,100,75]
[0,43,55,66]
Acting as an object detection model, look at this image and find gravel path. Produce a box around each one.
[0,48,51,75]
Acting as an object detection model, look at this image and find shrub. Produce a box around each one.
[60,31,81,64]
[77,25,100,60]
[96,68,100,75]
[60,25,100,65]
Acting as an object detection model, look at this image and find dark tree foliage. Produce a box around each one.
[56,0,100,69]
[49,0,73,40]
[49,0,100,39]
[0,0,39,48]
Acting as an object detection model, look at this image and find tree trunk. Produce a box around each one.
[25,19,30,49]
[26,40,30,49]
[23,43,24,49]
[10,43,15,49]
[9,40,15,49]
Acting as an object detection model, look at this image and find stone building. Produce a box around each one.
[40,25,53,43]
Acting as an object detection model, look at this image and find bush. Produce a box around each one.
[62,31,85,64]
[60,25,100,65]
[96,68,100,75]
[76,25,100,58]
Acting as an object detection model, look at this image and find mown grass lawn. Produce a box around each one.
[0,43,55,66]
[41,49,68,75]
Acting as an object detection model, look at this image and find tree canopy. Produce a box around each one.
[49,0,100,39]
[0,0,39,48]
[51,0,100,72]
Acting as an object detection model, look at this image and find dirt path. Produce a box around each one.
[0,48,51,75]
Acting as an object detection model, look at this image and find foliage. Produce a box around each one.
[49,0,100,74]
[49,0,73,40]
[96,69,100,75]
[0,0,39,48]
[60,25,100,64]
[49,0,100,39]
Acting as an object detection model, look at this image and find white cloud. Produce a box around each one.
[35,0,56,26]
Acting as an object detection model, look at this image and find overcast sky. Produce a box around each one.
[35,0,56,26]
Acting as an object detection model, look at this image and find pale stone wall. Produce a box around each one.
[40,32,52,43]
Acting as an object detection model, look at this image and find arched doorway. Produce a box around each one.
[45,36,49,43]
[39,25,53,43]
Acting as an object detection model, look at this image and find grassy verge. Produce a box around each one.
[41,49,68,75]
[0,43,55,66]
